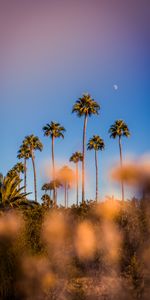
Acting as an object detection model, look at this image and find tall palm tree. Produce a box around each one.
[72,93,100,202]
[24,135,43,202]
[87,135,105,201]
[17,144,30,193]
[43,121,65,204]
[69,151,83,206]
[109,120,130,202]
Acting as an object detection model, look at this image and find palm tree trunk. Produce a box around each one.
[95,150,98,202]
[119,136,124,202]
[24,158,27,193]
[64,182,67,208]
[18,173,20,190]
[52,136,56,204]
[31,151,37,202]
[76,162,79,206]
[82,114,88,203]
[56,188,57,205]
[67,184,69,208]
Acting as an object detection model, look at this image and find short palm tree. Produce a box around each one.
[87,135,105,201]
[0,174,29,208]
[109,120,130,201]
[41,183,50,195]
[43,121,65,204]
[69,151,83,206]
[42,180,62,200]
[72,93,100,203]
[24,135,43,202]
[41,194,52,208]
[17,143,30,193]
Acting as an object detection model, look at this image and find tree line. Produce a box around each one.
[0,93,130,208]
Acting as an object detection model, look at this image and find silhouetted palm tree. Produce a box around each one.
[69,151,83,205]
[43,121,65,204]
[17,143,30,193]
[87,135,105,201]
[24,135,43,202]
[109,120,130,201]
[72,93,100,202]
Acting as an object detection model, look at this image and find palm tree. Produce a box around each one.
[49,179,62,203]
[87,135,105,201]
[0,173,29,208]
[17,143,30,193]
[109,120,130,201]
[13,162,25,188]
[72,93,100,202]
[41,194,52,208]
[42,180,62,201]
[24,135,43,202]
[41,183,50,195]
[43,121,65,204]
[69,151,83,206]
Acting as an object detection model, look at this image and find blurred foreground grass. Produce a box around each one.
[0,197,150,300]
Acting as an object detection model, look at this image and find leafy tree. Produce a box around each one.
[72,93,100,202]
[17,143,31,193]
[24,135,43,202]
[70,151,83,206]
[87,135,105,201]
[109,120,130,201]
[43,121,65,204]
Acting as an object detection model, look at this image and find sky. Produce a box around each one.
[0,0,150,203]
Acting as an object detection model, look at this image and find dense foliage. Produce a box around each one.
[0,198,150,300]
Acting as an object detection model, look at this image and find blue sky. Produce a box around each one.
[0,0,149,203]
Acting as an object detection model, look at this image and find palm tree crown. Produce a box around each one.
[72,93,100,117]
[43,121,65,139]
[87,135,105,151]
[24,135,43,152]
[17,143,31,160]
[109,120,130,139]
[69,151,83,163]
[13,162,25,174]
[0,174,28,207]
